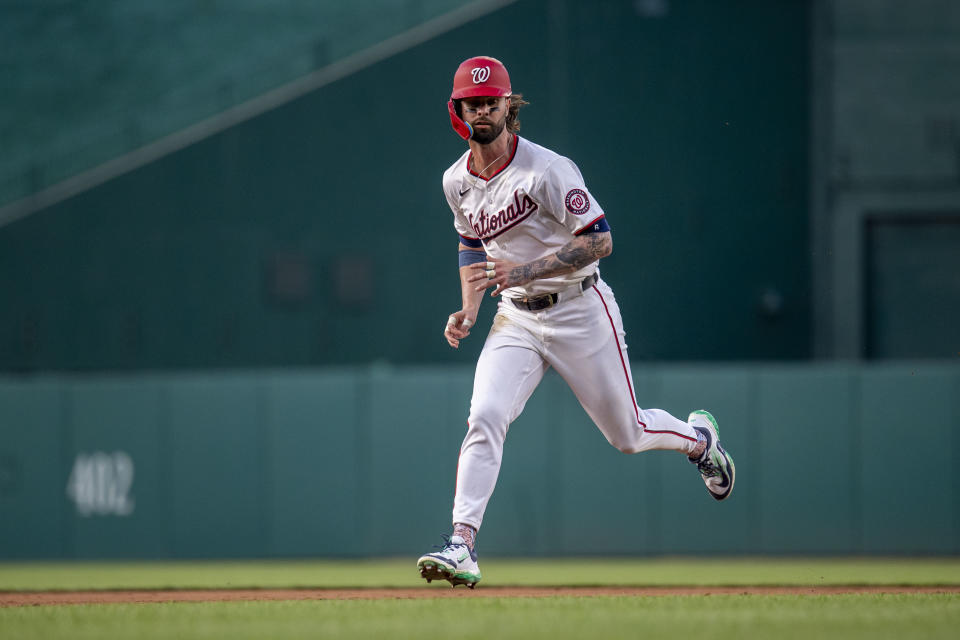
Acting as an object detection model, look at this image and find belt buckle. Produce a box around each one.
[520,294,555,311]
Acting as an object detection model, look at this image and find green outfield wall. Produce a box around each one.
[0,0,810,371]
[1,361,956,559]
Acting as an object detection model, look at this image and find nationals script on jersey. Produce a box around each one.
[443,134,607,297]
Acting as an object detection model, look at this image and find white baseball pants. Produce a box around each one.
[452,276,699,531]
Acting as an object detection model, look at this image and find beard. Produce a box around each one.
[471,117,506,144]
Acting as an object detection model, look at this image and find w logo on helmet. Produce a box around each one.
[471,66,491,84]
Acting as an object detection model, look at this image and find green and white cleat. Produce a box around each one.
[417,535,481,588]
[688,410,735,501]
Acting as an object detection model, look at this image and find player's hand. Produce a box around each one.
[444,309,478,349]
[467,258,528,297]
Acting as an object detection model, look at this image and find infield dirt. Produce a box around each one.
[4,585,959,607]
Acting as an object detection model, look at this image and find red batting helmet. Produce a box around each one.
[447,56,512,140]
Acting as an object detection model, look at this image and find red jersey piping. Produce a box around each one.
[574,214,607,235]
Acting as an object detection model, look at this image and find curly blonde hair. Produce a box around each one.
[506,93,529,133]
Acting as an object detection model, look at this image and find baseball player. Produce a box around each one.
[417,56,735,588]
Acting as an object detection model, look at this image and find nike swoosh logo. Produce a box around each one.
[459,188,471,196]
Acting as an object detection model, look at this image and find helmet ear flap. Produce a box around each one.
[448,99,473,140]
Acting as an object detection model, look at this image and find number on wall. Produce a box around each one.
[66,451,135,517]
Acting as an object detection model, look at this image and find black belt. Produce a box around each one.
[509,273,598,312]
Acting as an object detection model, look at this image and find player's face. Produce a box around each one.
[461,96,509,144]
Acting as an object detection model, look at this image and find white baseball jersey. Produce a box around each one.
[441,134,703,532]
[443,134,606,296]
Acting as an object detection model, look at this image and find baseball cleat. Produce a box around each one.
[688,410,735,501]
[417,534,481,588]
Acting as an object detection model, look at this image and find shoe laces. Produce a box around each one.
[435,533,466,552]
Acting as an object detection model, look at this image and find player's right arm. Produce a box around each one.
[445,242,487,349]
[442,165,487,348]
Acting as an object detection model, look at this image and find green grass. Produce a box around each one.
[2,558,958,640]
[1,557,958,591]
[2,594,959,640]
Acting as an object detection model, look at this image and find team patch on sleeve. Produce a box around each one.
[564,189,591,215]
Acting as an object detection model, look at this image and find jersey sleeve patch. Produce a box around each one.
[564,188,591,215]
[459,234,483,248]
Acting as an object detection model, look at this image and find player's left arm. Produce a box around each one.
[468,230,612,296]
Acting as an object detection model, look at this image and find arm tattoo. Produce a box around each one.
[507,232,611,286]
